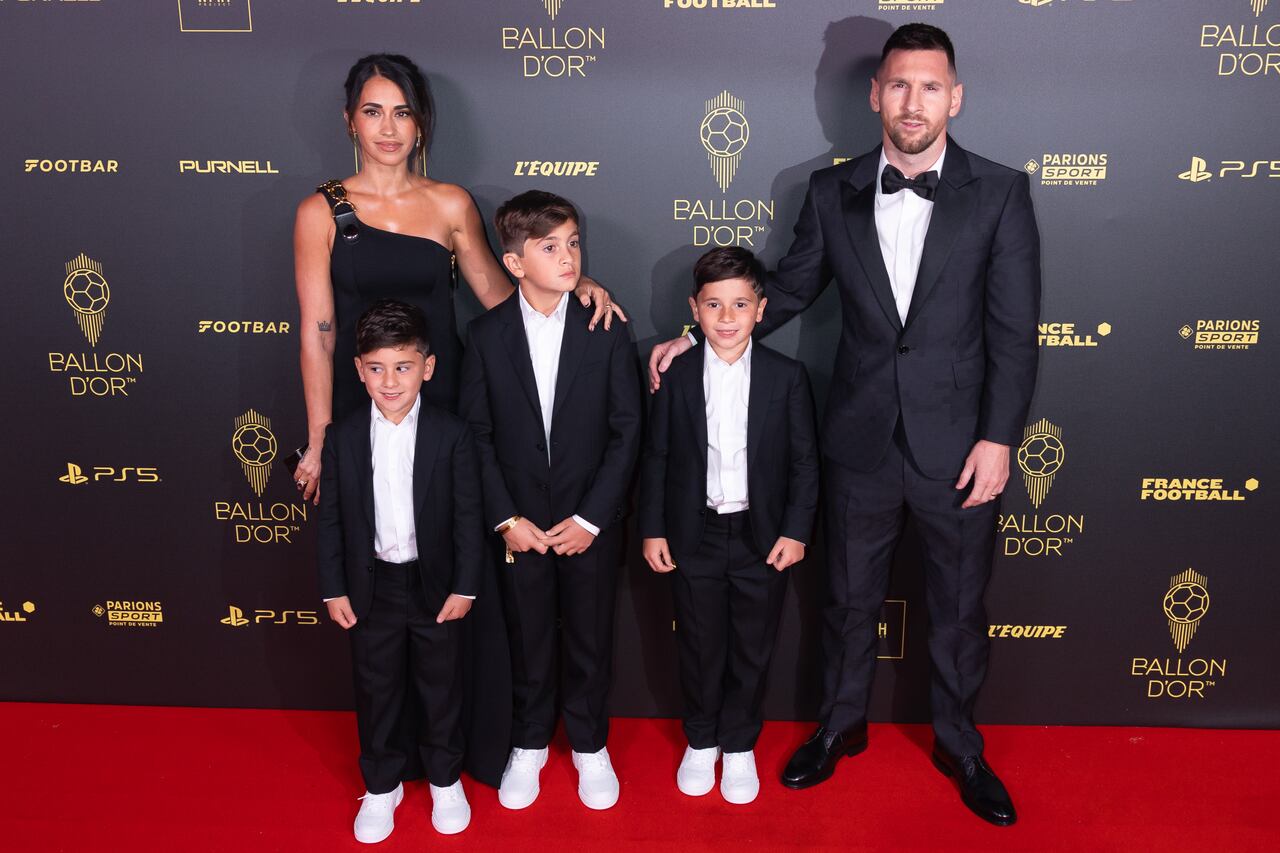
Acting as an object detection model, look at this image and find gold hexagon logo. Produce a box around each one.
[232,409,277,497]
[1096,322,1112,337]
[1244,478,1259,492]
[22,602,36,615]
[1163,568,1209,653]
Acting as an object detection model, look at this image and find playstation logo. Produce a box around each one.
[59,463,89,485]
[220,605,250,628]
[1178,157,1212,183]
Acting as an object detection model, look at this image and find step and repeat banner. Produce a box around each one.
[3,0,1277,729]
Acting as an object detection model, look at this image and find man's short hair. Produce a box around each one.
[355,299,431,357]
[692,246,765,299]
[494,190,579,255]
[879,23,956,76]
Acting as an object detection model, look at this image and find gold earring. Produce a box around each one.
[417,135,426,177]
[351,131,361,174]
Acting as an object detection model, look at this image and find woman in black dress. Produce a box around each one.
[292,54,620,788]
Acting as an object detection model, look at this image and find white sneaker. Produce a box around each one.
[720,751,760,805]
[498,746,548,810]
[676,745,720,796]
[572,747,620,810]
[353,782,403,844]
[429,779,471,835]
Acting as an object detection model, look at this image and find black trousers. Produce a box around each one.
[498,525,621,754]
[820,426,1001,758]
[350,559,463,793]
[672,510,788,753]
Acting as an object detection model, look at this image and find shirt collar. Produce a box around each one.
[371,394,421,429]
[876,145,946,198]
[704,338,752,372]
[518,287,570,324]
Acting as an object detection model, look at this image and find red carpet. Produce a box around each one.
[1,703,1274,852]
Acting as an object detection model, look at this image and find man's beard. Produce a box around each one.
[887,115,941,156]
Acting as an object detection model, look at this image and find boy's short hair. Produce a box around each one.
[494,190,579,255]
[692,246,765,299]
[356,299,431,357]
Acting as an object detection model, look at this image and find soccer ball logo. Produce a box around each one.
[63,253,110,346]
[232,409,277,497]
[1017,432,1065,479]
[700,107,749,159]
[64,269,110,316]
[701,90,749,192]
[1163,581,1209,624]
[1164,568,1210,653]
[232,423,277,468]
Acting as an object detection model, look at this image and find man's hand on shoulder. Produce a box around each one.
[955,440,1011,509]
[647,335,693,393]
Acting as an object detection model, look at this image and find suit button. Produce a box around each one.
[538,483,548,492]
[367,565,373,573]
[536,441,546,451]
[898,345,910,355]
[698,509,706,516]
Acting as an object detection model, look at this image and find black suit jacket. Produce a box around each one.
[746,138,1041,479]
[640,342,819,558]
[460,292,642,534]
[316,398,484,618]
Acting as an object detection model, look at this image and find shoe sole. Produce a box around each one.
[677,773,715,797]
[780,739,867,790]
[930,754,1017,827]
[579,788,620,810]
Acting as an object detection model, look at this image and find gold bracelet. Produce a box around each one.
[495,515,522,534]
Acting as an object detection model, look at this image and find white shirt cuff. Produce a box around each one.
[572,514,601,537]
[686,331,698,346]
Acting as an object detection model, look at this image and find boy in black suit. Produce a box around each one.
[460,191,641,812]
[318,300,483,843]
[641,247,819,804]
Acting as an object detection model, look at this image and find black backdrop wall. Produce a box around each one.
[3,0,1278,730]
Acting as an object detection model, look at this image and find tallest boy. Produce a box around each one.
[651,24,1040,825]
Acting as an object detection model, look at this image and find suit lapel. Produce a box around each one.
[678,355,708,471]
[551,299,588,426]
[353,405,375,531]
[746,347,775,469]
[499,294,544,423]
[904,138,978,330]
[841,148,903,333]
[411,401,440,520]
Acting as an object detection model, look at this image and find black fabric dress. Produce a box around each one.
[320,183,512,787]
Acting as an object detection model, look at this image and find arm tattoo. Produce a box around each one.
[317,320,332,332]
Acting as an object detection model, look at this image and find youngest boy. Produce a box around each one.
[640,246,819,804]
[318,299,483,843]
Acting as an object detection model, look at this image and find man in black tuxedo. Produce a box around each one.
[649,24,1040,826]
[460,191,642,812]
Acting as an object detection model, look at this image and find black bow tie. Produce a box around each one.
[881,164,939,200]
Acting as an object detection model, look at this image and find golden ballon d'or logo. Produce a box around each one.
[543,0,564,20]
[1163,568,1210,654]
[700,91,750,192]
[232,409,278,497]
[63,253,110,346]
[1251,1,1268,19]
[1016,418,1065,509]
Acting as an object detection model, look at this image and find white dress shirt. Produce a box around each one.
[371,395,421,563]
[515,286,600,536]
[875,146,946,324]
[704,340,752,514]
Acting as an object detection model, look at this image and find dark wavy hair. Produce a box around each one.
[356,299,431,357]
[344,53,435,172]
[879,23,956,76]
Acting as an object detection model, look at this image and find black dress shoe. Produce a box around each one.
[780,725,868,789]
[931,747,1017,826]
